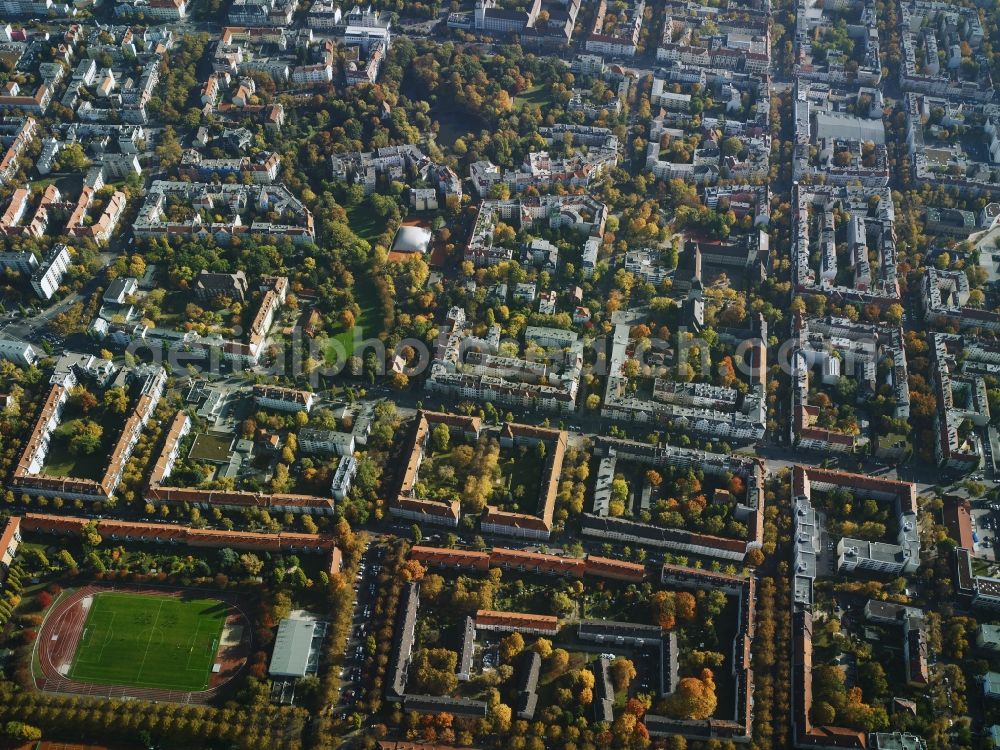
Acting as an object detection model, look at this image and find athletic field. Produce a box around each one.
[68,592,228,691]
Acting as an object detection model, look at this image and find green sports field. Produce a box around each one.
[69,592,229,691]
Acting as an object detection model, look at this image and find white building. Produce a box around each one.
[0,337,40,366]
[30,243,71,300]
[252,384,315,413]
[331,455,357,501]
[299,428,356,457]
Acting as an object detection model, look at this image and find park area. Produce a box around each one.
[68,592,229,691]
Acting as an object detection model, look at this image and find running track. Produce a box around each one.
[34,584,253,704]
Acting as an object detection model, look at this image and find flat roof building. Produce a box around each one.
[269,614,325,678]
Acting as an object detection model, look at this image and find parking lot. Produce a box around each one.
[334,539,383,717]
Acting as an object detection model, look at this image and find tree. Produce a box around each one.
[240,553,264,577]
[885,303,904,325]
[411,524,422,544]
[610,657,637,691]
[67,419,104,455]
[665,669,717,719]
[546,648,570,675]
[410,648,459,695]
[431,423,450,453]
[218,547,239,570]
[55,143,90,171]
[722,136,742,156]
[586,393,601,410]
[69,386,98,412]
[500,632,525,663]
[103,386,129,415]
[491,703,513,732]
[421,574,445,603]
[532,638,553,658]
[550,591,574,616]
[81,521,102,550]
[155,126,183,169]
[58,550,77,570]
[812,701,837,725]
[4,721,41,742]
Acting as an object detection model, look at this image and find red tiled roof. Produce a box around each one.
[474,610,559,633]
[943,494,974,550]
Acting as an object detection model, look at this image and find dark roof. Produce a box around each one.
[593,656,614,724]
[578,619,662,639]
[388,582,419,698]
[516,651,542,719]
[402,694,488,717]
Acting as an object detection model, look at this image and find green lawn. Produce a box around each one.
[514,85,552,110]
[327,276,384,363]
[346,204,387,244]
[42,437,99,479]
[69,592,228,691]
[492,447,546,511]
[43,410,124,481]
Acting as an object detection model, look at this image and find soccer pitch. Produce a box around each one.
[69,592,229,691]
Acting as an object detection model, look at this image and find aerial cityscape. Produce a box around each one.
[0,0,994,747]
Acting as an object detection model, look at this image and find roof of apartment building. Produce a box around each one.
[793,465,917,514]
[379,743,482,750]
[578,619,662,639]
[393,496,461,522]
[474,610,559,633]
[906,628,929,685]
[21,513,334,553]
[410,545,491,570]
[410,545,646,583]
[252,383,313,405]
[489,547,586,575]
[389,582,419,697]
[0,516,20,554]
[942,494,974,550]
[582,513,749,555]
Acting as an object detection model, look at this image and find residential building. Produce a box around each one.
[299,429,356,457]
[586,0,645,57]
[12,365,166,502]
[30,243,71,300]
[133,181,315,246]
[474,610,559,636]
[0,117,36,185]
[0,337,39,366]
[331,455,357,501]
[252,384,315,413]
[602,321,767,443]
[0,516,20,574]
[115,0,186,20]
[194,270,249,303]
[793,466,920,577]
[425,309,582,415]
